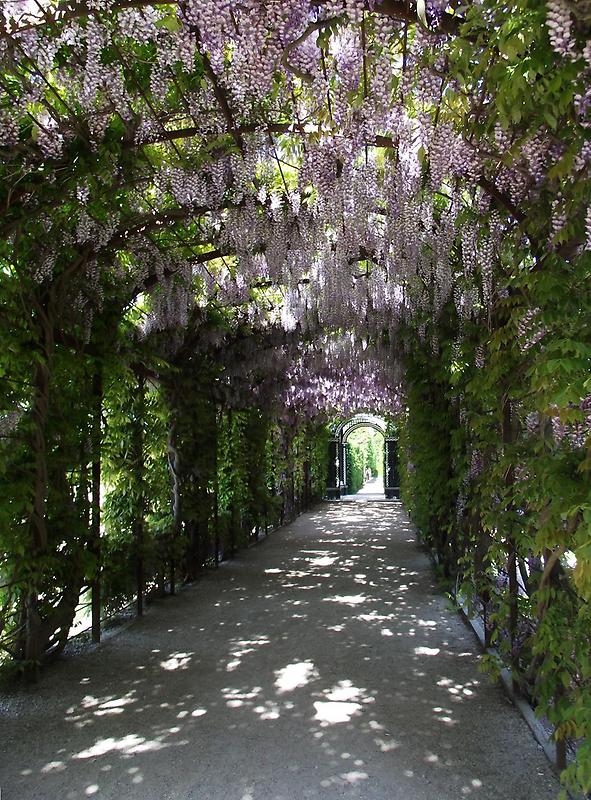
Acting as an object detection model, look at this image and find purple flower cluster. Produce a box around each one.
[546,0,576,58]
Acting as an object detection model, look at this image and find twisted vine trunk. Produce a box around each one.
[91,365,103,642]
[30,324,53,555]
[167,417,182,595]
[23,301,55,670]
[133,372,146,617]
[281,426,296,523]
[21,296,86,672]
[502,393,519,692]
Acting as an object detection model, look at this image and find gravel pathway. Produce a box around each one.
[0,502,560,800]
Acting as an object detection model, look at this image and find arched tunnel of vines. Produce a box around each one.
[0,0,590,797]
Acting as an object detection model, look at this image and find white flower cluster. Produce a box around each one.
[0,111,19,146]
[551,197,567,238]
[32,252,56,284]
[36,121,64,159]
[428,122,454,188]
[165,167,209,208]
[118,8,159,43]
[82,17,107,112]
[546,0,576,57]
[521,133,549,187]
[517,307,546,352]
[0,411,22,437]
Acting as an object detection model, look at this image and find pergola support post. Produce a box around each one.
[326,439,341,499]
[384,438,400,499]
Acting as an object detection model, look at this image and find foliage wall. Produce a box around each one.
[0,310,330,678]
[398,258,591,795]
[346,443,365,494]
[345,428,384,493]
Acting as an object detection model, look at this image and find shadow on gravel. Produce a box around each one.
[1,503,558,800]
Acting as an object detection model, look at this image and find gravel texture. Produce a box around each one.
[0,501,560,800]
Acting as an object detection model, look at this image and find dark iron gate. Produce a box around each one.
[326,414,399,499]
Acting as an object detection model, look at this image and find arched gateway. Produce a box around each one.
[326,414,400,500]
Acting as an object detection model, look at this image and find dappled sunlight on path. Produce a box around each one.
[0,503,559,800]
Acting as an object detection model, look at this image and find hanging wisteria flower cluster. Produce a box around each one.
[0,0,589,420]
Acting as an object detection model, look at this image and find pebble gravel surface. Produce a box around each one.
[0,502,561,800]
